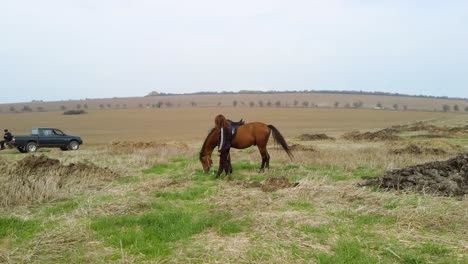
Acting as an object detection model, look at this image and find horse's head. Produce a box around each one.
[199,154,213,173]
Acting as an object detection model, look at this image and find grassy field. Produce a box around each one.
[0,109,467,263]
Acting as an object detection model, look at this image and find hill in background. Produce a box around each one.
[0,90,467,113]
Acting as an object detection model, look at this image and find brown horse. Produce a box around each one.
[199,122,293,173]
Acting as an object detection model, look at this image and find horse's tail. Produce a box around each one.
[268,125,293,160]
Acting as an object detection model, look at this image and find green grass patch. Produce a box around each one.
[305,165,348,181]
[43,199,80,215]
[352,165,382,179]
[418,242,451,256]
[91,208,229,258]
[287,201,316,212]
[219,221,242,235]
[143,163,172,174]
[232,161,259,171]
[300,224,330,243]
[153,185,214,201]
[0,217,42,242]
[383,198,400,210]
[315,238,378,264]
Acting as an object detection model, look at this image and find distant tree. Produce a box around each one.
[106,103,111,108]
[249,101,255,107]
[9,106,15,112]
[22,105,32,112]
[191,101,197,107]
[293,100,299,107]
[233,100,238,107]
[83,103,88,109]
[123,104,127,108]
[266,101,272,107]
[403,105,408,111]
[376,102,382,108]
[334,101,340,108]
[453,104,459,111]
[393,104,399,110]
[344,103,351,108]
[36,106,45,112]
[156,101,163,108]
[442,104,450,112]
[61,105,67,110]
[164,101,173,108]
[302,101,309,107]
[99,104,105,109]
[275,101,281,107]
[258,100,264,107]
[217,102,221,106]
[353,100,363,108]
[138,103,143,108]
[465,106,468,112]
[76,104,82,109]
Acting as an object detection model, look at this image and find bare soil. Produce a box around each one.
[389,141,462,156]
[363,153,468,197]
[0,155,118,207]
[342,130,401,141]
[298,133,335,141]
[230,176,299,192]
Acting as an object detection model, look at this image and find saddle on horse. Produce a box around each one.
[227,119,245,141]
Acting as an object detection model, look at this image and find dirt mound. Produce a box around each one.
[392,122,468,137]
[362,153,468,197]
[18,155,61,169]
[262,176,299,192]
[231,176,299,192]
[342,130,401,141]
[298,133,335,141]
[0,155,118,207]
[390,141,461,156]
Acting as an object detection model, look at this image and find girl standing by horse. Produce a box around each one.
[215,114,232,179]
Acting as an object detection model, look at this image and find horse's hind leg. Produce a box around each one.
[258,146,269,173]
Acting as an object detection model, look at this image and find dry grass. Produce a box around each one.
[0,114,467,263]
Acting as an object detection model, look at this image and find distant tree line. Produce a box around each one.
[144,89,467,101]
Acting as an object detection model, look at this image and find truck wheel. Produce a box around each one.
[17,147,27,153]
[68,141,80,151]
[26,142,38,153]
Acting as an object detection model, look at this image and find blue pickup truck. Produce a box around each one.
[11,128,83,153]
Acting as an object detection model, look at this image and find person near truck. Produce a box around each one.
[0,129,13,150]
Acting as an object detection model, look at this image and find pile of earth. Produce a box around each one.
[0,155,118,207]
[231,176,299,192]
[391,122,468,137]
[389,141,462,155]
[362,153,468,197]
[298,133,335,141]
[342,130,401,141]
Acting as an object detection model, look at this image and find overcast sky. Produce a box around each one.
[1,1,467,103]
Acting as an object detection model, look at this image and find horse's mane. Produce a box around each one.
[199,128,216,159]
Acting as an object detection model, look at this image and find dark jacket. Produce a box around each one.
[4,132,12,141]
[218,126,232,151]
